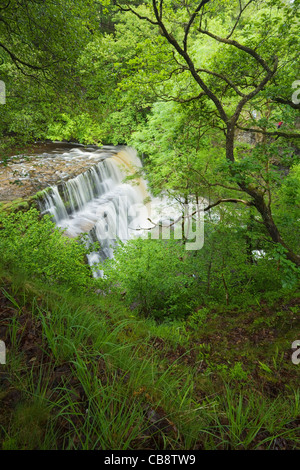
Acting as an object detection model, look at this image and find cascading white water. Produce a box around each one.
[39,146,150,276]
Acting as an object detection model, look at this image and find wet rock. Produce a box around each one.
[0,143,112,202]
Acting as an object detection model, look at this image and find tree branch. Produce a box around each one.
[0,42,45,71]
[232,56,278,122]
[198,28,273,74]
[133,198,253,231]
[226,0,253,40]
[196,67,246,97]
[183,0,210,52]
[236,124,300,139]
[114,2,159,26]
[271,97,300,110]
[151,0,228,123]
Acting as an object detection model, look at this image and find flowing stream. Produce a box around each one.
[38,145,181,275]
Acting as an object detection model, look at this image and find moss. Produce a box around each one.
[33,187,52,199]
[0,196,39,214]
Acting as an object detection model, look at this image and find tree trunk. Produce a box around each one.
[251,191,300,266]
[225,131,300,267]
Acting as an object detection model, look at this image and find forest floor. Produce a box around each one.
[0,275,299,450]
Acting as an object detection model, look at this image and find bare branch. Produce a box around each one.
[232,56,278,122]
[198,28,273,74]
[196,68,246,97]
[115,2,159,26]
[134,198,253,231]
[183,0,210,52]
[226,0,253,40]
[271,97,300,110]
[159,0,163,20]
[172,91,206,104]
[0,41,45,71]
[150,0,228,123]
[236,124,300,139]
[0,1,11,10]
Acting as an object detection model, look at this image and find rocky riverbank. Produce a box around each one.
[0,142,120,202]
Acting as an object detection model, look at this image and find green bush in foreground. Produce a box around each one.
[98,226,300,320]
[0,208,93,291]
[100,238,199,319]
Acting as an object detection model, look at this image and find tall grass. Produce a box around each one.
[1,276,299,450]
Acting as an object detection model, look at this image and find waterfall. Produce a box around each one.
[39,146,149,276]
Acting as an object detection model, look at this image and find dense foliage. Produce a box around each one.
[0,208,94,291]
[0,0,299,320]
[0,0,299,452]
[1,0,299,263]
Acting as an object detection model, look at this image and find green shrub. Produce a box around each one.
[0,208,93,291]
[100,238,198,319]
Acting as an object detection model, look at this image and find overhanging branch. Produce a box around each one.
[236,124,300,139]
[271,97,300,110]
[183,0,210,52]
[133,198,253,231]
[0,42,44,71]
[197,28,273,74]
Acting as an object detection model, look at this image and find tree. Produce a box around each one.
[0,0,100,150]
[113,0,300,265]
[0,0,97,79]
